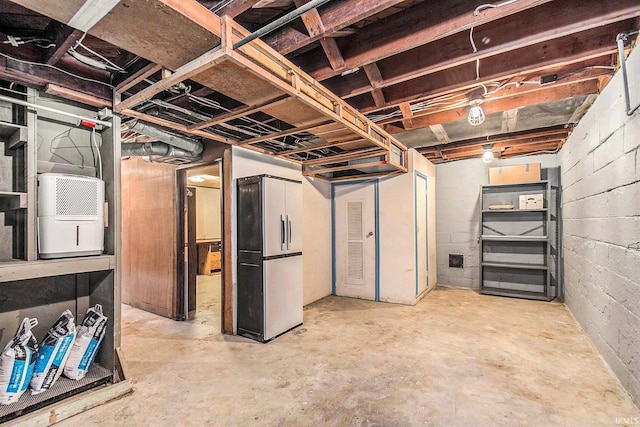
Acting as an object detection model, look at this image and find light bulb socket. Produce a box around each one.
[468,101,485,126]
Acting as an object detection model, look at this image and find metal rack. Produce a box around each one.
[479,173,560,301]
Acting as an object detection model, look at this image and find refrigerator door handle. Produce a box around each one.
[280,215,285,250]
[287,215,291,249]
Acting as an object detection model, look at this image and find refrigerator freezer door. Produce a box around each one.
[262,177,287,257]
[285,181,302,253]
[264,255,303,340]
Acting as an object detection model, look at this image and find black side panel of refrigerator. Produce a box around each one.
[237,177,265,341]
[237,252,264,340]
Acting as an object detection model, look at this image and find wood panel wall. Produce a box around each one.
[121,157,177,318]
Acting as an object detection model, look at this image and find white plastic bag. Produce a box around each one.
[30,310,76,394]
[63,304,107,380]
[0,318,39,405]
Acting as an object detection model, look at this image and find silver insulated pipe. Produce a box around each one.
[128,121,203,155]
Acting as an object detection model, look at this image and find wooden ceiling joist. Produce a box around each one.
[384,77,601,131]
[293,0,552,81]
[264,0,407,55]
[348,18,625,113]
[305,0,639,95]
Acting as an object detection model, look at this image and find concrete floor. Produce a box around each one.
[60,279,639,426]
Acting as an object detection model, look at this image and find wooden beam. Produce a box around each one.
[303,160,389,176]
[319,38,346,71]
[303,147,386,166]
[114,47,227,112]
[370,89,386,109]
[215,0,261,17]
[188,95,290,130]
[399,102,413,130]
[418,127,570,154]
[42,25,83,66]
[0,55,112,101]
[501,109,519,133]
[278,137,366,156]
[294,0,325,37]
[295,0,552,80]
[120,109,235,144]
[265,0,407,55]
[115,63,162,93]
[237,120,334,146]
[44,83,111,108]
[294,0,346,71]
[429,124,450,144]
[348,19,623,113]
[385,78,600,131]
[363,63,385,107]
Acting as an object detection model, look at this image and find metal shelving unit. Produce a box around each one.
[479,173,561,300]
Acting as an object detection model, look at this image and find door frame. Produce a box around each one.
[175,158,227,329]
[414,172,429,296]
[331,179,380,301]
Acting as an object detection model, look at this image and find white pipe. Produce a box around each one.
[0,94,112,127]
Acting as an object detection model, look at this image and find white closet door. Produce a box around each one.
[262,177,286,257]
[334,182,376,300]
[285,181,302,253]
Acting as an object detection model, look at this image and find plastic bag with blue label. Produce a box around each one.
[63,304,107,380]
[0,318,39,405]
[30,310,76,395]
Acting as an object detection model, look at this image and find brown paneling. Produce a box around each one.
[121,157,177,318]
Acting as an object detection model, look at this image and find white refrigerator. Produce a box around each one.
[236,175,303,342]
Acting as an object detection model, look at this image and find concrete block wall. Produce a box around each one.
[435,154,557,288]
[558,46,640,405]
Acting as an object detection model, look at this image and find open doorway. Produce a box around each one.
[177,162,223,326]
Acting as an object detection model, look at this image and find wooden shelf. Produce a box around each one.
[481,235,547,242]
[0,255,115,283]
[482,262,548,270]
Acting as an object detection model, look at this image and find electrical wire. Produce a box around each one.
[2,35,55,49]
[0,52,115,88]
[469,0,520,80]
[69,32,126,73]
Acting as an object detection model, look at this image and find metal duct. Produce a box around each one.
[121,142,201,160]
[129,121,203,155]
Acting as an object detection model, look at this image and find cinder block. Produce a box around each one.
[623,115,640,153]
[590,152,637,196]
[599,95,628,143]
[593,127,624,171]
[608,244,640,282]
[606,182,640,217]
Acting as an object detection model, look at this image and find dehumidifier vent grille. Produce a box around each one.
[55,177,98,216]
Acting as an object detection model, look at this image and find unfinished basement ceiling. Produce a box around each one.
[0,0,638,165]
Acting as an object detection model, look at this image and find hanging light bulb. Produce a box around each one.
[482,144,494,163]
[468,100,485,126]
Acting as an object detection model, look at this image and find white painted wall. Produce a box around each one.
[378,149,436,305]
[231,147,332,328]
[435,154,557,288]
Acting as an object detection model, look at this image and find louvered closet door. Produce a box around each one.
[334,182,376,300]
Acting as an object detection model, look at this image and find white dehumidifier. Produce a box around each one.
[38,173,105,259]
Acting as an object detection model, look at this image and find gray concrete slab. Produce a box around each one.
[59,282,639,426]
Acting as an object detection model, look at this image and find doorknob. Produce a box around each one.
[366,231,373,238]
